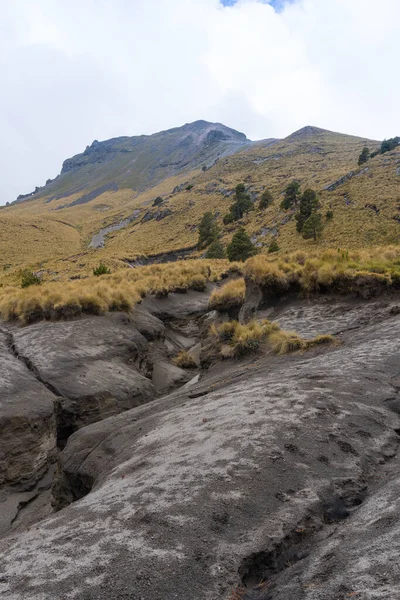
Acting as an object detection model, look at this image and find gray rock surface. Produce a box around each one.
[9,313,156,439]
[1,297,400,599]
[0,331,57,491]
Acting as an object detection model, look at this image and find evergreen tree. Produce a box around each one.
[280,181,300,209]
[268,238,280,253]
[259,189,273,209]
[224,183,253,223]
[302,213,323,241]
[205,239,226,259]
[295,189,318,233]
[198,212,218,249]
[380,137,400,154]
[358,147,370,166]
[227,228,257,262]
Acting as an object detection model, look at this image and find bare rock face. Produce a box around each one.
[1,298,400,599]
[9,313,156,444]
[0,332,57,491]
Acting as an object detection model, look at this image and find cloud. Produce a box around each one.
[0,0,399,203]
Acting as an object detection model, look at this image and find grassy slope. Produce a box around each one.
[1,126,399,284]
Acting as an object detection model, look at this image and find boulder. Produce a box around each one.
[0,331,57,491]
[9,313,156,443]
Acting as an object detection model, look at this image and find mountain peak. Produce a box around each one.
[287,125,330,139]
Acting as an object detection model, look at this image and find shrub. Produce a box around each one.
[93,263,111,276]
[259,190,273,209]
[326,210,334,220]
[173,350,197,369]
[209,278,246,311]
[224,184,253,224]
[21,269,41,288]
[380,137,400,154]
[358,147,370,166]
[186,184,194,191]
[268,238,280,253]
[210,319,334,359]
[302,212,323,241]
[281,180,300,209]
[205,239,226,259]
[152,196,163,207]
[198,212,218,249]
[295,189,318,233]
[227,229,257,262]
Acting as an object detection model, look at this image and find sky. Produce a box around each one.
[1,0,399,204]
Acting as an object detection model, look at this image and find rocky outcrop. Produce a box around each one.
[9,313,156,445]
[0,331,57,491]
[1,297,400,598]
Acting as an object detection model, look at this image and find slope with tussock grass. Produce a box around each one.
[210,319,335,359]
[244,246,400,298]
[2,125,400,284]
[208,278,246,311]
[0,260,230,325]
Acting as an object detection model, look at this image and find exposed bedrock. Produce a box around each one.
[0,299,399,599]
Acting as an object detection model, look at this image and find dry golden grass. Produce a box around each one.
[244,246,400,296]
[173,350,197,369]
[0,260,230,324]
[211,319,335,358]
[208,278,246,311]
[2,130,399,285]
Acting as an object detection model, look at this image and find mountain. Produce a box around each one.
[13,120,269,206]
[1,120,399,282]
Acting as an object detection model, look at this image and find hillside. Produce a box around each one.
[1,121,399,283]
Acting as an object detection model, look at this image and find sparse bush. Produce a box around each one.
[358,147,370,166]
[302,212,323,241]
[295,189,318,233]
[268,238,280,253]
[223,183,253,224]
[209,278,246,311]
[227,229,257,262]
[380,137,400,154]
[173,350,197,369]
[198,212,218,249]
[205,239,226,259]
[259,190,273,210]
[210,318,334,359]
[21,269,41,288]
[280,180,300,209]
[93,263,111,276]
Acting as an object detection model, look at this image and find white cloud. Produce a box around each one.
[0,0,399,203]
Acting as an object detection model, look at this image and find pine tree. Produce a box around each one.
[268,238,280,253]
[295,189,318,233]
[280,181,300,210]
[380,137,400,154]
[229,184,253,220]
[259,189,273,210]
[226,228,257,262]
[302,213,323,241]
[205,239,226,259]
[358,147,370,166]
[198,212,218,248]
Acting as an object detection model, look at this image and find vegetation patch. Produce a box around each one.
[210,319,335,359]
[208,278,246,311]
[173,350,197,369]
[244,246,400,297]
[0,260,230,325]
